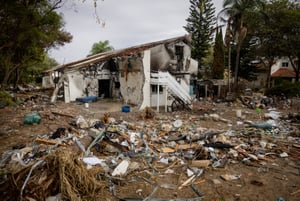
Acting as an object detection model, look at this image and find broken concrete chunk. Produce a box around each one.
[279,152,288,158]
[212,179,222,184]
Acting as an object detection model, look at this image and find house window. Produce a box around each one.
[151,85,163,93]
[281,62,289,68]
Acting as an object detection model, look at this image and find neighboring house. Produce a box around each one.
[247,57,299,90]
[271,57,299,85]
[44,35,198,111]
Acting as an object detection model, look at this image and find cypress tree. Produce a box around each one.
[184,0,216,71]
[212,28,225,79]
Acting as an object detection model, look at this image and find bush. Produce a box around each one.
[0,90,15,108]
[265,80,300,97]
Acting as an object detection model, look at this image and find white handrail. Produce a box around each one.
[151,72,191,105]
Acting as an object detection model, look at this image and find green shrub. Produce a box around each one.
[0,90,15,108]
[265,80,300,97]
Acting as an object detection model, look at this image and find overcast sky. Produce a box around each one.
[49,0,223,64]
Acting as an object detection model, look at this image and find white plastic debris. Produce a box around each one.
[187,168,194,177]
[236,121,244,125]
[158,157,169,164]
[264,111,281,120]
[82,156,104,166]
[128,131,141,144]
[76,115,89,129]
[220,174,241,181]
[173,119,183,128]
[259,141,267,149]
[165,169,175,174]
[112,160,130,176]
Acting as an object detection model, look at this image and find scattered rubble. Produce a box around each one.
[0,92,300,200]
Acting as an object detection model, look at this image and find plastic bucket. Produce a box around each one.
[122,105,130,113]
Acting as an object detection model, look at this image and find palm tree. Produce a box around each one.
[219,0,264,95]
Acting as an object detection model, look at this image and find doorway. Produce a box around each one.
[98,79,110,98]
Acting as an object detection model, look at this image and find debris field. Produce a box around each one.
[0,92,300,201]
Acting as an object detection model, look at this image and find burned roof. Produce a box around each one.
[46,35,191,73]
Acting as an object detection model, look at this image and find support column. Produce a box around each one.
[157,72,160,112]
[165,86,168,112]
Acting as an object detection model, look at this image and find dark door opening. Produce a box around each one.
[98,79,110,98]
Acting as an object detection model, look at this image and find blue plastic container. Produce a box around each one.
[24,113,41,125]
[122,105,130,113]
[76,96,98,103]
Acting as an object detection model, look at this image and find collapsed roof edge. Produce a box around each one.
[45,34,191,73]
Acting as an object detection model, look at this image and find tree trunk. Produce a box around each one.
[233,43,241,94]
[13,68,21,89]
[1,64,21,87]
[295,54,300,82]
[266,58,275,89]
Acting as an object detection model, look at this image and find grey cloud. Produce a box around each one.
[50,0,223,63]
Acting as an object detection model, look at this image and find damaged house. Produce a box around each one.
[45,35,198,111]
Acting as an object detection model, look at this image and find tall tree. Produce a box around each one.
[0,0,72,88]
[184,0,216,74]
[219,0,264,94]
[211,28,225,79]
[87,40,114,57]
[21,54,59,84]
[248,0,300,87]
[275,0,300,82]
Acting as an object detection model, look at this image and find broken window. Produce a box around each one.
[175,45,184,60]
[151,84,163,93]
[175,45,184,71]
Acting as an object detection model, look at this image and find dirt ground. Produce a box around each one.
[0,91,300,201]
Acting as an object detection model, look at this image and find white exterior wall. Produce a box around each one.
[150,87,172,107]
[119,72,144,105]
[66,71,84,102]
[119,57,144,105]
[271,57,294,74]
[140,50,151,109]
[42,75,54,88]
[189,58,198,75]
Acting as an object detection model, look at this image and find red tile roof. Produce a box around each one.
[271,68,296,78]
